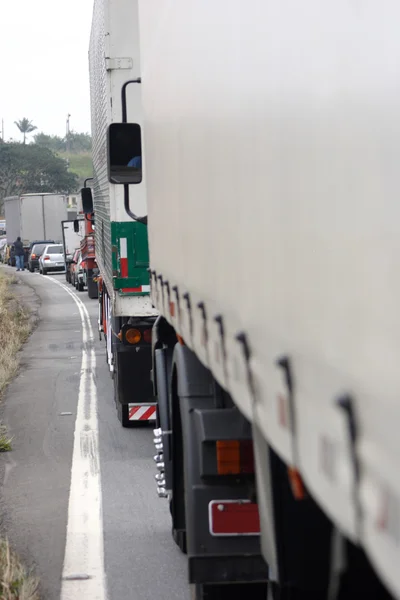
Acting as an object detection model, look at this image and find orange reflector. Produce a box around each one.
[287,467,306,500]
[176,334,185,346]
[217,441,240,474]
[216,440,254,475]
[125,328,141,344]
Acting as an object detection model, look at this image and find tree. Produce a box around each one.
[33,132,65,153]
[0,143,78,210]
[14,118,37,144]
[67,131,92,153]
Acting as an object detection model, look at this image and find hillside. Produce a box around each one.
[57,152,93,190]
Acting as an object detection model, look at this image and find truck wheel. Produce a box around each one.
[170,373,187,554]
[116,402,132,428]
[114,368,133,428]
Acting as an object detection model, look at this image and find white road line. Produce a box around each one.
[45,276,107,600]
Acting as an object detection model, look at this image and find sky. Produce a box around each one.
[0,0,94,141]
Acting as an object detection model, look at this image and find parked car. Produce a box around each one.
[28,241,55,272]
[38,244,65,275]
[6,243,15,266]
[66,248,79,284]
[70,249,81,287]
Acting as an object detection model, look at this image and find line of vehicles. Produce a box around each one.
[77,1,400,599]
[2,2,400,599]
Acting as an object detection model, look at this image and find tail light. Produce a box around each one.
[287,467,306,500]
[143,329,152,344]
[31,253,36,259]
[216,440,255,475]
[124,328,141,344]
[44,256,50,261]
[119,325,153,346]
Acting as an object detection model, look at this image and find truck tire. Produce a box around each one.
[114,367,133,428]
[116,402,131,428]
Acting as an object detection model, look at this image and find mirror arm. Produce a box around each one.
[124,185,147,225]
[122,79,141,122]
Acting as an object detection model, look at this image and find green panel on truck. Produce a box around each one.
[111,221,150,294]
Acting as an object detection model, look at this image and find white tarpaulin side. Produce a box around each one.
[138,2,400,597]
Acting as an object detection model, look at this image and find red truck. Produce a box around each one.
[78,178,98,299]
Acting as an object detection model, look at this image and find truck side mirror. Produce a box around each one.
[73,219,80,233]
[107,122,142,185]
[81,188,93,214]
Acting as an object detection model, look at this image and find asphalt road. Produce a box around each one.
[0,267,187,600]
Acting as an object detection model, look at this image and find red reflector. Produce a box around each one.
[209,500,260,536]
[121,287,141,292]
[143,329,152,343]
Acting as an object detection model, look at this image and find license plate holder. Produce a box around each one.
[208,500,260,537]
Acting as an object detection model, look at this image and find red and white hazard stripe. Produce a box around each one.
[120,238,128,278]
[121,285,150,293]
[128,404,157,421]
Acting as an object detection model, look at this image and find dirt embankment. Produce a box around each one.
[0,270,39,600]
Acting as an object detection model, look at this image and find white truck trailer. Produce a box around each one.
[104,2,400,599]
[4,193,67,244]
[87,0,159,427]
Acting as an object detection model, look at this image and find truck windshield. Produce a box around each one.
[47,245,63,254]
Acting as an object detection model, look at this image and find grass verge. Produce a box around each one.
[0,272,32,404]
[0,271,39,599]
[0,540,39,600]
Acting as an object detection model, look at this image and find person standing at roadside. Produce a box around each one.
[13,237,25,271]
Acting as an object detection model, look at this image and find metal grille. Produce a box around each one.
[89,0,113,294]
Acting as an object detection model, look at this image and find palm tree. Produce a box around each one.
[14,118,37,144]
